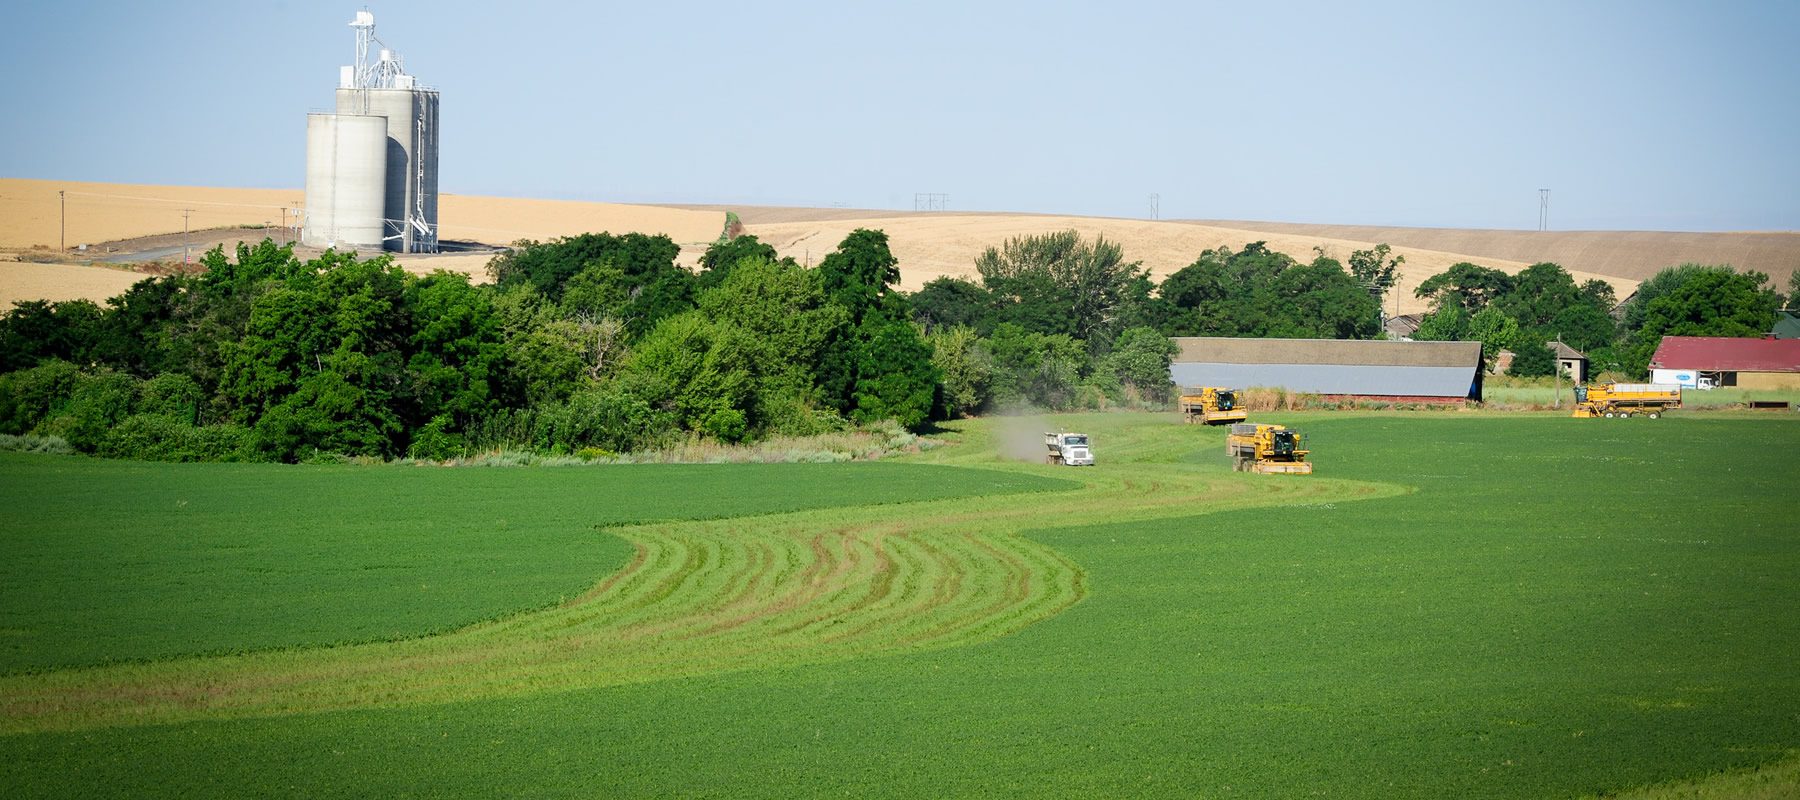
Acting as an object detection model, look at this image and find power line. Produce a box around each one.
[61,190,288,213]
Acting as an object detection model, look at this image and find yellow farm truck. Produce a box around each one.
[1226,423,1312,474]
[1572,383,1682,418]
[1179,387,1248,425]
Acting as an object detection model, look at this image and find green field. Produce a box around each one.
[1482,382,1800,409]
[1,413,1796,797]
[0,457,1073,673]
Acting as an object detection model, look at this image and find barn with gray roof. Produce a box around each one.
[1169,338,1484,402]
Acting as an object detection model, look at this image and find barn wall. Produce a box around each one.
[1736,372,1800,390]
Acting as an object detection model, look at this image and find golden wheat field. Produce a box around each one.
[6,177,1797,312]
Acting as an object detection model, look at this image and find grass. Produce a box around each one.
[0,454,1071,674]
[1,412,1796,797]
[1482,380,1800,410]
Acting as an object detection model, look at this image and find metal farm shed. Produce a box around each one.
[1169,337,1484,402]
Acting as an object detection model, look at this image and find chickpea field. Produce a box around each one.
[1,412,1796,798]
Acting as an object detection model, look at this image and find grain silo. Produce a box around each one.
[301,113,388,250]
[301,11,440,253]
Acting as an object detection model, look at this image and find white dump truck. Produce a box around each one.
[1045,432,1095,466]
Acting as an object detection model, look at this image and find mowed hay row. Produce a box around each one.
[0,490,1086,734]
[0,461,1392,735]
[741,214,1634,317]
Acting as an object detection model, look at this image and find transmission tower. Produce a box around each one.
[1148,193,1160,220]
[913,193,948,212]
[1538,189,1550,231]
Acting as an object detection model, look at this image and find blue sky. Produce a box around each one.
[4,1,1796,230]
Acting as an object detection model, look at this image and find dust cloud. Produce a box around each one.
[995,413,1050,464]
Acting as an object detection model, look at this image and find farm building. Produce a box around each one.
[1775,311,1800,339]
[1492,343,1586,381]
[1553,342,1588,383]
[1383,313,1423,340]
[1648,336,1800,389]
[1169,337,1484,402]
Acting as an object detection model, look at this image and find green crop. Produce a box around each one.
[1,413,1795,799]
[0,456,1071,674]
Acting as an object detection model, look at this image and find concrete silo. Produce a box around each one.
[301,113,388,251]
[302,11,440,254]
[337,84,440,253]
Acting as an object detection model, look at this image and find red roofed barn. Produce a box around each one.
[1648,336,1800,389]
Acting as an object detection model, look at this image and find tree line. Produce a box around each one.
[1408,260,1792,377]
[4,228,1789,463]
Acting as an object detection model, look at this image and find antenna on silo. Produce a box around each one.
[347,11,408,90]
[349,11,377,89]
[1538,188,1550,231]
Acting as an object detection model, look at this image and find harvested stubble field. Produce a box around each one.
[23,178,1800,317]
[1,412,1796,798]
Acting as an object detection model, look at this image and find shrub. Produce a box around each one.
[407,414,468,461]
[0,433,74,455]
[0,360,81,434]
[99,414,253,462]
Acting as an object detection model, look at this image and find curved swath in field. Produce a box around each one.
[0,465,1390,734]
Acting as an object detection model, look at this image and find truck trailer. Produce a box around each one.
[1572,383,1682,418]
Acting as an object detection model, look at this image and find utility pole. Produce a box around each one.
[182,209,192,264]
[59,190,66,251]
[1554,333,1564,409]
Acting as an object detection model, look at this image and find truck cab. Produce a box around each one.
[1044,432,1094,466]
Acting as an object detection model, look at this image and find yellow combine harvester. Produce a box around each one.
[1571,383,1682,418]
[1179,387,1248,425]
[1226,423,1312,474]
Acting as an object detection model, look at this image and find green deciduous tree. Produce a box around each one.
[1412,304,1470,342]
[976,230,1147,344]
[984,323,1087,409]
[1622,268,1781,376]
[487,232,693,337]
[1467,306,1520,371]
[1493,263,1583,333]
[850,321,938,430]
[696,234,782,291]
[816,229,901,326]
[1348,243,1403,302]
[1505,340,1557,377]
[926,326,992,419]
[1102,326,1178,403]
[910,277,997,334]
[1413,262,1514,313]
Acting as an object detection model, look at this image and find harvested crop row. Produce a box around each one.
[0,461,1391,734]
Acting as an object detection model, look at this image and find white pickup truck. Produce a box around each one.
[1044,432,1095,466]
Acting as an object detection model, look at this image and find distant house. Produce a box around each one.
[1169,337,1484,403]
[1384,313,1423,341]
[1553,342,1588,383]
[1648,336,1800,389]
[1492,343,1587,381]
[1492,350,1515,375]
